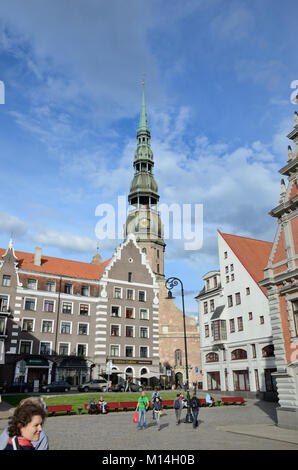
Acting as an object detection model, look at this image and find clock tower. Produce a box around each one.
[124,82,165,279]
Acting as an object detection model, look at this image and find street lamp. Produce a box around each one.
[165,277,193,423]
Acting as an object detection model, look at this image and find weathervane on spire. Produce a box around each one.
[142,73,146,87]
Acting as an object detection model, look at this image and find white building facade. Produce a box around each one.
[196,231,277,397]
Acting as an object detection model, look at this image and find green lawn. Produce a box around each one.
[2,391,197,413]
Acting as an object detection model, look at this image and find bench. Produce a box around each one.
[119,401,138,411]
[47,405,74,416]
[221,397,246,405]
[161,400,174,409]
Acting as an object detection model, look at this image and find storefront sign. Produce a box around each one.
[112,359,152,365]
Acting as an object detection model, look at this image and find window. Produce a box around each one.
[230,264,234,272]
[114,287,122,299]
[142,248,147,254]
[24,298,36,311]
[224,251,227,259]
[27,279,37,290]
[237,317,243,331]
[225,266,229,274]
[175,349,182,366]
[62,302,72,314]
[235,292,241,305]
[140,327,149,338]
[140,346,148,358]
[157,264,160,273]
[126,326,134,338]
[255,370,260,391]
[44,300,54,312]
[227,295,233,307]
[0,295,8,312]
[79,304,89,316]
[252,344,256,358]
[0,318,6,335]
[140,308,149,320]
[205,352,219,363]
[42,320,53,333]
[206,279,210,290]
[203,301,208,314]
[2,275,11,287]
[40,342,51,355]
[214,277,218,288]
[110,345,120,357]
[157,249,160,258]
[210,300,215,312]
[226,276,229,283]
[138,290,145,302]
[231,349,247,360]
[46,281,55,292]
[246,287,250,295]
[248,312,253,320]
[126,289,134,300]
[61,322,71,334]
[233,370,250,391]
[64,283,73,294]
[19,340,32,354]
[111,325,120,337]
[292,301,298,335]
[78,323,88,335]
[205,324,209,338]
[260,316,264,324]
[125,346,134,358]
[22,319,34,332]
[231,273,235,281]
[230,319,235,333]
[262,345,275,358]
[111,306,120,317]
[59,343,69,355]
[128,272,132,282]
[81,285,89,296]
[77,344,87,356]
[212,320,227,341]
[125,307,134,319]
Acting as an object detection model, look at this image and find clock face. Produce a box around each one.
[139,217,150,229]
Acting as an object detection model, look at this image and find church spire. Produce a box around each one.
[138,79,149,134]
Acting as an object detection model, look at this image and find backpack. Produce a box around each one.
[174,399,181,409]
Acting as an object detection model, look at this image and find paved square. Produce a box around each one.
[1,399,296,450]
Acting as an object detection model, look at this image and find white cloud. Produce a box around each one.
[0,212,27,237]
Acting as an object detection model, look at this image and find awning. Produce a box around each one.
[25,358,49,367]
[139,372,161,379]
[210,305,225,321]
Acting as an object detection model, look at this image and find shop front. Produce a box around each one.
[14,357,53,388]
[55,357,91,386]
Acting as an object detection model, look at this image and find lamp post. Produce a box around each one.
[165,276,193,423]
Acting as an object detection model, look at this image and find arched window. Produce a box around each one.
[262,345,275,357]
[205,352,219,363]
[175,349,182,367]
[231,349,247,360]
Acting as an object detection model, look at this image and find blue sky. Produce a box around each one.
[0,0,297,317]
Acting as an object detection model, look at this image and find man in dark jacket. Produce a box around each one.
[190,393,200,428]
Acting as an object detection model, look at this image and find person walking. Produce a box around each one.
[151,389,161,419]
[4,402,47,450]
[190,393,200,429]
[173,393,184,425]
[0,397,49,450]
[152,396,162,431]
[125,377,132,392]
[136,391,149,430]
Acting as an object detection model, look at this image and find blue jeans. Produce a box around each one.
[138,409,147,428]
[192,409,199,428]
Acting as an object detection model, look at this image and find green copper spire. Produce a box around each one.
[138,82,149,134]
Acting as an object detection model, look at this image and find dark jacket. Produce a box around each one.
[190,397,201,410]
[5,436,34,450]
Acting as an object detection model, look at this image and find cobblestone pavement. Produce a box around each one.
[0,399,297,450]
